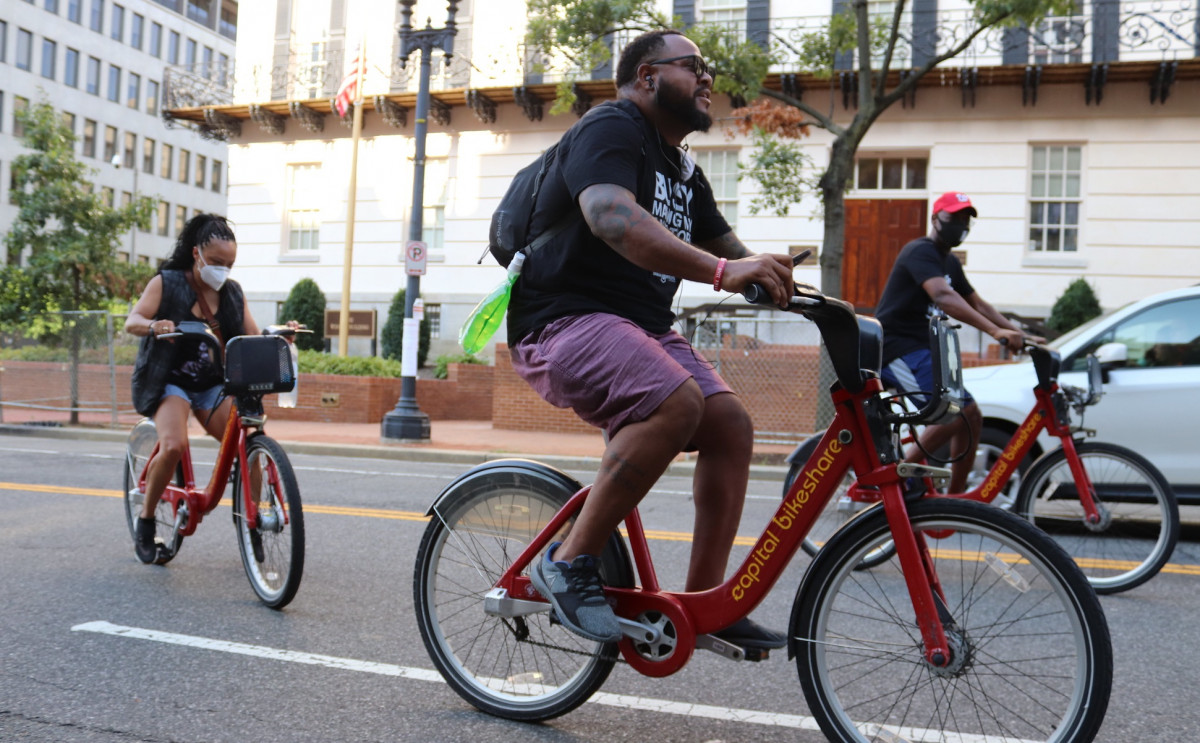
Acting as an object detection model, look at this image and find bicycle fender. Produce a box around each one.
[424,458,585,517]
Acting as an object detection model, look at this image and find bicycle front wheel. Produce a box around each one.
[231,435,304,608]
[123,419,183,563]
[1015,441,1178,594]
[794,498,1112,743]
[413,462,632,721]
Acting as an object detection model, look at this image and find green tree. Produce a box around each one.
[381,289,431,367]
[278,278,327,351]
[526,0,1075,296]
[4,100,155,421]
[1046,278,1102,336]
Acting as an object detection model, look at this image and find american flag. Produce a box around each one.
[335,55,362,117]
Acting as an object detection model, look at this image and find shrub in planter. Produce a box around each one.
[278,278,327,351]
[380,289,430,367]
[1047,278,1102,336]
[433,352,486,380]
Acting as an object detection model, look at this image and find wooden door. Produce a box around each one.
[842,199,927,312]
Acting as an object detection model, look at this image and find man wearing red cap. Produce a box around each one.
[874,191,1039,493]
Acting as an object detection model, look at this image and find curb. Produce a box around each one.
[0,422,790,481]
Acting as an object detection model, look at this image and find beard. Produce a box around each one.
[654,77,713,133]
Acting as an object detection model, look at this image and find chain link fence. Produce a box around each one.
[0,311,139,428]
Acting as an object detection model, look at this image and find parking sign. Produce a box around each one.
[405,241,427,276]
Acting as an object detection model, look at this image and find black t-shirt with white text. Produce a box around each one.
[875,236,975,362]
[506,99,730,344]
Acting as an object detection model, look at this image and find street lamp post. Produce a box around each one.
[381,0,458,442]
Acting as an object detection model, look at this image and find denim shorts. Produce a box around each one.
[509,313,733,439]
[881,348,974,407]
[162,383,225,412]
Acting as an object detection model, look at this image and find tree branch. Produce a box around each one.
[853,0,874,111]
[758,88,843,136]
[878,10,1012,109]
[876,0,907,99]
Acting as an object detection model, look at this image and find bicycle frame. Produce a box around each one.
[133,401,282,538]
[492,375,955,678]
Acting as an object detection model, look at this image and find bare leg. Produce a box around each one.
[194,398,245,493]
[685,392,753,591]
[141,395,192,519]
[554,380,705,564]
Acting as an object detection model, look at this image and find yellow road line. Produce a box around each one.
[5,480,1198,575]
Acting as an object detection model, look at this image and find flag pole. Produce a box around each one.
[337,38,367,356]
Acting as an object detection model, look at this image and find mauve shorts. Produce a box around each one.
[509,313,733,438]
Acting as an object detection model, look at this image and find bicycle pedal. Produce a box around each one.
[743,647,770,662]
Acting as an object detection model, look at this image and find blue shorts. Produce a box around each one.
[509,313,733,439]
[162,383,225,413]
[881,349,974,408]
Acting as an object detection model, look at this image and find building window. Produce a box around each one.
[103,125,117,162]
[174,204,187,235]
[46,0,61,13]
[187,0,211,25]
[425,303,442,339]
[854,155,928,190]
[110,3,123,41]
[101,186,115,207]
[123,131,135,168]
[219,1,236,40]
[185,38,197,71]
[13,97,30,139]
[211,159,222,192]
[217,52,229,85]
[156,200,169,235]
[89,0,104,33]
[17,29,33,71]
[127,72,140,108]
[168,31,180,65]
[86,56,100,94]
[61,111,75,135]
[107,64,121,102]
[421,158,449,254]
[41,38,57,79]
[178,149,190,183]
[202,46,213,79]
[1029,145,1082,252]
[142,137,154,173]
[83,118,97,157]
[195,154,206,188]
[130,13,143,49]
[68,0,81,23]
[150,22,162,57]
[698,0,747,33]
[692,149,740,230]
[0,21,6,63]
[64,47,79,87]
[146,80,159,115]
[160,143,172,178]
[285,163,322,253]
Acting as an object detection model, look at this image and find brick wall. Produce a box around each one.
[493,345,596,434]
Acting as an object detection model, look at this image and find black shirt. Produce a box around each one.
[507,99,730,344]
[875,236,975,362]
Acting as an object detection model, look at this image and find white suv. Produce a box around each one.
[963,284,1200,502]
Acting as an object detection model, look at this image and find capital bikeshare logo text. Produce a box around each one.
[981,411,1041,499]
[731,438,843,602]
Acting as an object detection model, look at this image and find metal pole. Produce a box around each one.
[382,1,456,442]
[107,312,118,428]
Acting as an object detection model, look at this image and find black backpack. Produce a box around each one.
[480,142,575,267]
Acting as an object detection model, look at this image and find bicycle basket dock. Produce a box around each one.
[224,335,296,394]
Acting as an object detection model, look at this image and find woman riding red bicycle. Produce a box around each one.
[125,214,290,564]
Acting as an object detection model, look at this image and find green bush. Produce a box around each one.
[278,278,327,351]
[380,289,430,367]
[296,349,402,377]
[0,344,138,365]
[1046,278,1102,336]
[433,352,487,380]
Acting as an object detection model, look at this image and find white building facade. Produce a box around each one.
[171,0,1198,358]
[1,0,236,266]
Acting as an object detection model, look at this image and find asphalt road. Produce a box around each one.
[2,432,1198,742]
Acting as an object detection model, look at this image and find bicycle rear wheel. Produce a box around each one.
[794,498,1112,743]
[122,419,183,563]
[413,461,632,721]
[231,434,304,608]
[1014,441,1178,594]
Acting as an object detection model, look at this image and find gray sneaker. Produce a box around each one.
[530,542,622,643]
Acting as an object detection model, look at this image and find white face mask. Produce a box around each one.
[196,251,231,291]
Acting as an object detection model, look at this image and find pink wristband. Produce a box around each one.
[713,258,728,292]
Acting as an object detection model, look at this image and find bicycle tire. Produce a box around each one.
[122,419,183,563]
[1014,441,1178,594]
[231,435,305,609]
[413,461,633,721]
[787,434,894,568]
[793,497,1112,743]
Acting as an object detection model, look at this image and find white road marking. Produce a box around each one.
[72,620,1029,742]
[0,446,59,454]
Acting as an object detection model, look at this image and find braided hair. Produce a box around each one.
[161,213,237,272]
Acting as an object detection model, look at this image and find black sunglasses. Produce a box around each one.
[647,54,714,80]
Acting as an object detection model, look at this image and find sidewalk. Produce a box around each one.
[0,408,796,477]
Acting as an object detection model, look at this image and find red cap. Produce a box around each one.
[932,191,978,217]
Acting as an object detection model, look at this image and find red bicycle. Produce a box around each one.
[123,322,305,608]
[413,286,1112,742]
[787,339,1179,594]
